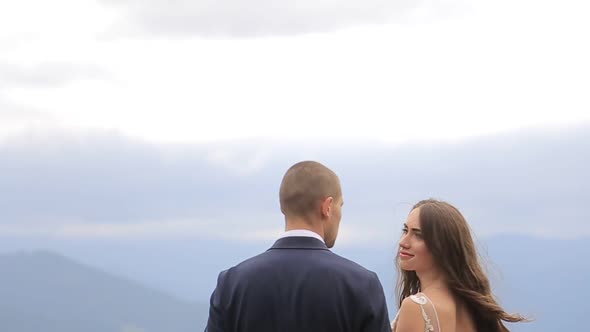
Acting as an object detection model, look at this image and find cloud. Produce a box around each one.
[0,103,55,125]
[0,62,108,136]
[0,125,588,240]
[205,145,273,176]
[0,99,61,142]
[0,130,282,226]
[0,220,392,247]
[0,63,107,88]
[101,0,463,38]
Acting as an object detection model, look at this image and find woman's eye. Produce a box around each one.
[402,228,408,234]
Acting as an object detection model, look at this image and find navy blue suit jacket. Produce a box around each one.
[206,236,391,332]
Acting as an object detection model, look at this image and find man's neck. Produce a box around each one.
[285,218,325,239]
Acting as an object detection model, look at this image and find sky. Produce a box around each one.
[1,0,589,144]
[1,125,588,243]
[1,0,589,244]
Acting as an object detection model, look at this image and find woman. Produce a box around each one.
[392,199,527,332]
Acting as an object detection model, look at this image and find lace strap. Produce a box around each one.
[409,293,441,332]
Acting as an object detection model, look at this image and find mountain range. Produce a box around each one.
[0,250,208,332]
[1,233,588,331]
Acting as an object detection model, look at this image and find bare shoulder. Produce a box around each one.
[395,296,425,332]
[422,290,457,317]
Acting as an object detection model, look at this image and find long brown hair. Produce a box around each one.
[395,199,527,332]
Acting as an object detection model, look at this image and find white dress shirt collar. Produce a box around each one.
[278,229,325,244]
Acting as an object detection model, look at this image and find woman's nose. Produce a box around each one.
[399,234,410,249]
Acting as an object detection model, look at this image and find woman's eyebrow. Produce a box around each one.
[403,224,421,232]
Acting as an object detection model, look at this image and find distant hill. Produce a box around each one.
[1,234,589,332]
[0,251,208,332]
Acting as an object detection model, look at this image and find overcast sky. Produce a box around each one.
[0,125,588,244]
[1,0,589,244]
[1,0,589,144]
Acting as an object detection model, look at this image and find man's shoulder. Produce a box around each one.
[221,247,377,279]
[328,251,380,278]
[220,250,269,273]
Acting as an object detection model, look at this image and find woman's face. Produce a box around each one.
[398,207,435,273]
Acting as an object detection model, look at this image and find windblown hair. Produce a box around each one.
[396,199,527,332]
[279,161,341,219]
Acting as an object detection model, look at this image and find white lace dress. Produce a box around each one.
[391,293,441,332]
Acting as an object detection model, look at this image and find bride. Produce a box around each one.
[391,199,527,332]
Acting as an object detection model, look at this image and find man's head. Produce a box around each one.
[279,161,343,248]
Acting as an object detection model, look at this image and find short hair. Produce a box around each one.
[279,161,341,218]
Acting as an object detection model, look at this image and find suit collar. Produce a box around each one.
[268,236,330,250]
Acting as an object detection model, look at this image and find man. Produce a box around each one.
[205,161,390,332]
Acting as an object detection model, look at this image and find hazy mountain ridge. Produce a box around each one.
[0,250,208,332]
[2,234,589,331]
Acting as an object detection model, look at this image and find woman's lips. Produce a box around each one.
[399,251,414,259]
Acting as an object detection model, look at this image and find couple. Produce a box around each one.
[205,161,526,332]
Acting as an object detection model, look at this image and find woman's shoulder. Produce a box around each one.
[409,293,430,305]
[419,290,455,317]
[395,293,442,331]
[394,296,427,331]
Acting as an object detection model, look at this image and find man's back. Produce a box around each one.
[206,237,390,332]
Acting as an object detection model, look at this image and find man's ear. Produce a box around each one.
[321,196,334,218]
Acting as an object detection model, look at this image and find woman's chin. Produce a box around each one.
[399,262,415,271]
